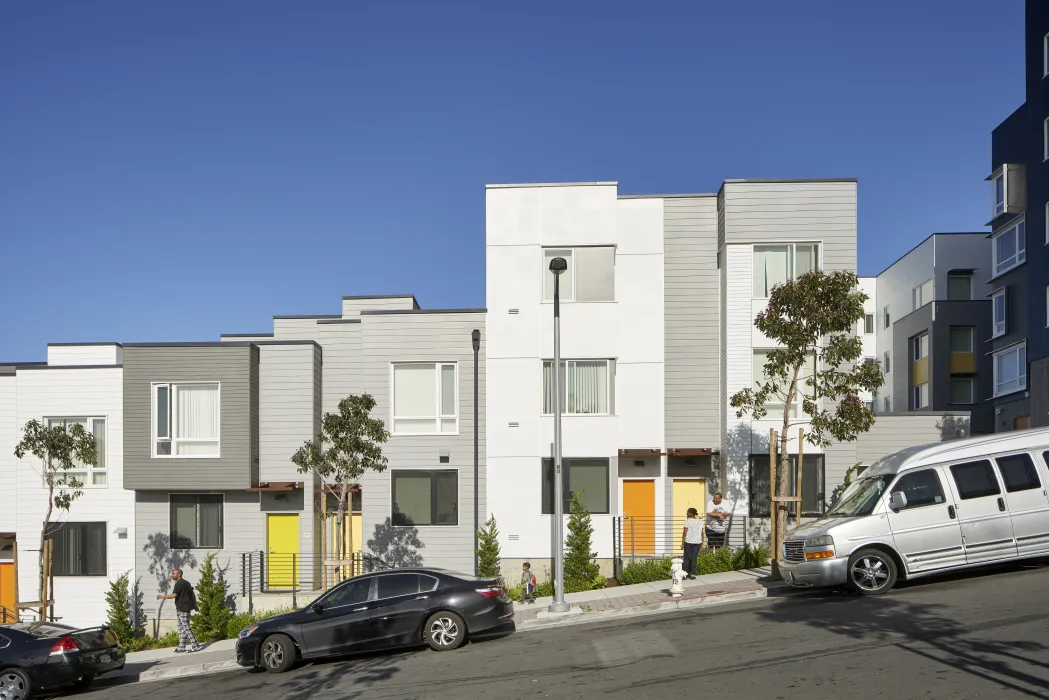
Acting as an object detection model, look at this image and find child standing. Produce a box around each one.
[520,562,537,604]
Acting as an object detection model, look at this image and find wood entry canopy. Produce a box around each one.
[617,448,715,458]
[247,481,303,492]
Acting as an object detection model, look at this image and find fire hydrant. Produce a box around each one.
[669,556,687,597]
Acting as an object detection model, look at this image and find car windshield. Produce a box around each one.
[825,475,893,517]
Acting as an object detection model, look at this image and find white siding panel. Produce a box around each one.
[46,345,122,367]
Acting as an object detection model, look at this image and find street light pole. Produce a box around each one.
[549,257,570,613]
[472,329,481,577]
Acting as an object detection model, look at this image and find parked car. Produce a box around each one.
[0,621,126,699]
[779,428,1049,595]
[236,569,514,673]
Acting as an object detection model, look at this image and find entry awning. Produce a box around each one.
[247,481,303,492]
[667,448,714,457]
[618,449,662,458]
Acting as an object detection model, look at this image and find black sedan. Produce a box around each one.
[0,621,126,699]
[236,569,514,673]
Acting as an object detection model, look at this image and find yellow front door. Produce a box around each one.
[0,563,14,616]
[266,514,300,589]
[672,479,706,551]
[622,480,656,555]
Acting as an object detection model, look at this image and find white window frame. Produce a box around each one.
[751,243,821,299]
[390,362,459,436]
[883,306,890,329]
[912,333,929,362]
[912,279,933,310]
[992,218,1026,277]
[541,359,613,416]
[912,383,929,410]
[45,416,108,488]
[992,288,1007,339]
[992,170,1006,218]
[883,351,891,374]
[993,343,1027,398]
[949,377,976,406]
[151,382,222,458]
[864,313,875,335]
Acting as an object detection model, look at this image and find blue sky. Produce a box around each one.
[0,1,1027,360]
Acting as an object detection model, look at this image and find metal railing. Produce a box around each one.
[238,552,389,611]
[612,516,749,577]
[0,605,16,625]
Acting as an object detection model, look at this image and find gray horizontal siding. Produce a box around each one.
[259,344,320,483]
[341,296,417,317]
[318,322,363,414]
[855,413,971,464]
[123,346,257,490]
[664,197,720,448]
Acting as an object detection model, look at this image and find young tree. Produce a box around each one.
[292,394,389,572]
[730,270,883,578]
[476,515,502,578]
[105,572,135,645]
[563,493,601,592]
[14,419,97,616]
[191,552,233,642]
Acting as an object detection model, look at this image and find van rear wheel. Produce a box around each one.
[846,548,897,595]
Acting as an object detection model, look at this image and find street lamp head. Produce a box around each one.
[549,257,568,275]
[471,329,480,351]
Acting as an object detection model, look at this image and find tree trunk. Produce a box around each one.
[336,489,347,581]
[773,364,804,579]
[39,460,54,621]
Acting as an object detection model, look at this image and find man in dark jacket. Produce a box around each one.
[157,568,203,653]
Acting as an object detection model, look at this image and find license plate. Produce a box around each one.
[99,654,111,664]
[783,571,793,583]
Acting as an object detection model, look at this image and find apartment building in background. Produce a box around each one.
[870,233,994,434]
[984,0,1049,431]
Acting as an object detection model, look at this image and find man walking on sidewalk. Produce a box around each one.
[157,568,203,653]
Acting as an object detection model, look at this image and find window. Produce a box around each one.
[912,383,929,410]
[949,327,973,354]
[753,350,816,418]
[993,343,1027,397]
[890,470,946,509]
[864,313,875,335]
[1046,202,1049,244]
[752,243,819,298]
[1044,117,1049,161]
[391,363,458,435]
[883,396,891,413]
[950,377,975,405]
[376,573,428,599]
[47,522,106,576]
[883,351,891,373]
[883,306,890,329]
[993,171,1006,217]
[992,289,1007,338]
[950,460,1001,500]
[170,494,223,549]
[391,470,458,526]
[995,453,1041,493]
[912,279,933,310]
[542,360,611,415]
[947,275,972,301]
[1045,32,1049,77]
[46,418,107,486]
[992,219,1026,276]
[321,577,373,608]
[153,383,220,457]
[542,247,615,302]
[1045,285,1049,328]
[541,458,610,515]
[748,455,825,518]
[912,333,928,361]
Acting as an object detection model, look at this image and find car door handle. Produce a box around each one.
[948,505,956,519]
[353,607,368,612]
[997,498,1006,512]
[414,596,429,600]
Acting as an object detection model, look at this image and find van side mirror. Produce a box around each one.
[889,491,908,510]
[311,603,323,614]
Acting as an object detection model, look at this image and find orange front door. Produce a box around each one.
[0,563,14,616]
[622,480,656,555]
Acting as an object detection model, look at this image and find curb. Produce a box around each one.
[95,658,243,688]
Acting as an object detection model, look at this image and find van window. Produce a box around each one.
[890,470,946,508]
[995,453,1041,493]
[949,460,1002,500]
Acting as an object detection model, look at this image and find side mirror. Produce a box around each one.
[311,603,323,614]
[889,491,908,510]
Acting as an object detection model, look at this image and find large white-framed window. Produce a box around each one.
[752,243,819,298]
[542,359,612,415]
[541,246,615,302]
[992,218,1026,276]
[992,170,1006,218]
[912,383,929,410]
[912,279,933,310]
[46,417,107,487]
[153,383,220,457]
[992,288,1007,338]
[753,350,816,418]
[391,363,458,435]
[993,343,1027,398]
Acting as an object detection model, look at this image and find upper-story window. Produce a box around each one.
[46,417,107,486]
[863,313,875,335]
[752,244,818,298]
[391,363,458,435]
[992,170,1006,217]
[542,359,612,415]
[947,273,972,301]
[993,343,1026,397]
[1044,32,1049,77]
[883,351,891,373]
[992,218,1026,276]
[992,288,1007,338]
[1044,117,1049,161]
[912,279,933,310]
[542,247,615,302]
[883,306,890,329]
[153,383,220,458]
[912,333,929,362]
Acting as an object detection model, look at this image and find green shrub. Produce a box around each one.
[696,546,734,575]
[476,515,501,578]
[124,630,180,651]
[615,545,771,586]
[105,572,135,645]
[226,606,294,640]
[617,557,673,586]
[564,492,601,591]
[190,553,234,642]
[506,578,554,602]
[732,544,771,569]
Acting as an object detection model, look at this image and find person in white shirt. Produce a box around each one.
[706,492,730,549]
[681,508,703,579]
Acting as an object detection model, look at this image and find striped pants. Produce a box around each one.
[176,611,199,650]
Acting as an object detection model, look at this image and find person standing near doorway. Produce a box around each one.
[157,568,203,653]
[681,508,703,579]
[706,492,730,549]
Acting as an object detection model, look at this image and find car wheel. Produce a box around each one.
[260,634,296,674]
[847,548,897,595]
[0,668,32,700]
[424,611,467,651]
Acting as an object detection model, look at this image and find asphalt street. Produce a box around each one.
[79,561,1049,700]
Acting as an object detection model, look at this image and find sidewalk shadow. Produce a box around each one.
[279,650,408,700]
[756,590,1049,697]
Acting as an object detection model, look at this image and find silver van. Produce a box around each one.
[778,427,1049,595]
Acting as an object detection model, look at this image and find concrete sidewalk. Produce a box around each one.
[95,567,786,688]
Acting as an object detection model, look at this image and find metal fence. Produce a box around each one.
[612,515,750,577]
[0,605,16,624]
[237,552,389,611]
